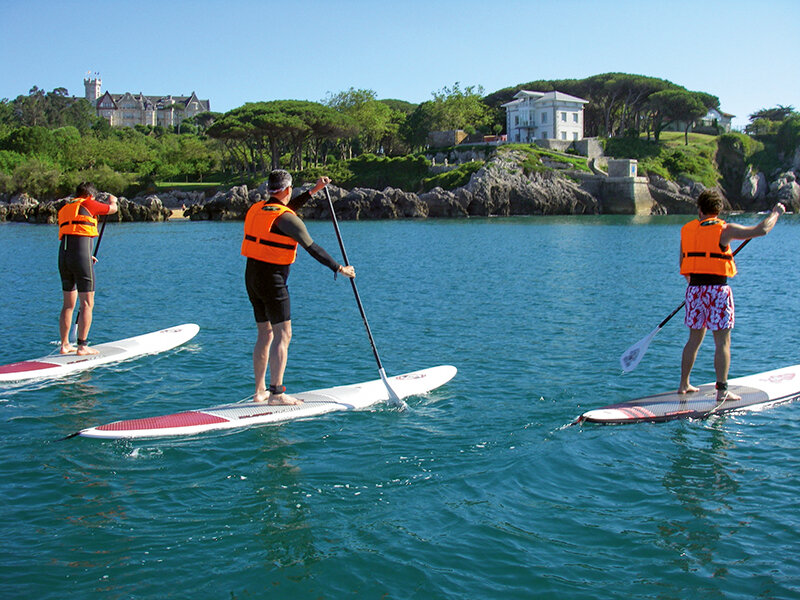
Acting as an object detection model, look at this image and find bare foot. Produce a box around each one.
[253,390,270,403]
[717,390,741,402]
[268,393,303,406]
[678,385,700,394]
[60,344,76,354]
[76,345,100,356]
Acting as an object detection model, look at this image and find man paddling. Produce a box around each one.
[242,170,355,405]
[678,190,784,401]
[58,182,118,355]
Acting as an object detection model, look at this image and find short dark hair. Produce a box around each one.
[697,189,724,216]
[75,182,98,198]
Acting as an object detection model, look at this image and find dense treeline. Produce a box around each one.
[1,75,798,200]
[0,87,224,198]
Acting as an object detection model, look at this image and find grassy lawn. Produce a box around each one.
[604,133,720,188]
[656,131,717,147]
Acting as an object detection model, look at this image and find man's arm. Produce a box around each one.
[85,195,118,216]
[275,212,348,275]
[719,203,785,246]
[286,176,331,212]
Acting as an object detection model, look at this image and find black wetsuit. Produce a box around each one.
[245,190,341,324]
[59,235,96,293]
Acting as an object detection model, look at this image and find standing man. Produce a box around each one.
[678,189,784,400]
[58,182,118,355]
[242,170,355,405]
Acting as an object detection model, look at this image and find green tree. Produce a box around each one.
[429,83,492,132]
[646,90,707,143]
[325,88,394,157]
[0,126,58,158]
[749,105,796,123]
[402,101,437,151]
[776,115,800,155]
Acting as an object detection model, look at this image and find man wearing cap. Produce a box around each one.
[242,170,355,405]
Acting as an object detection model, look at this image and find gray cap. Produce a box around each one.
[267,169,292,194]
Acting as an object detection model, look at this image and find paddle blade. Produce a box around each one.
[380,368,407,410]
[69,322,78,345]
[620,326,660,373]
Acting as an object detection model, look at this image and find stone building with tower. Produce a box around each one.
[83,74,210,129]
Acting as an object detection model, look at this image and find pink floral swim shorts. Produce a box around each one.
[684,285,734,330]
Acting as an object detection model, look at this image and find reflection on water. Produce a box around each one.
[2,217,800,599]
[660,423,739,578]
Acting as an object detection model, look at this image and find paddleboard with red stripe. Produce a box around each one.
[0,324,199,384]
[578,363,800,424]
[78,365,457,439]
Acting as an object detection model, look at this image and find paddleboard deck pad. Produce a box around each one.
[78,365,457,439]
[579,363,800,424]
[0,324,199,384]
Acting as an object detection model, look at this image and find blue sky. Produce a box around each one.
[1,0,797,130]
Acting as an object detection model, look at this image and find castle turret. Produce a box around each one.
[84,73,101,104]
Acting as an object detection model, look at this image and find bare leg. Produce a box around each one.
[713,328,740,401]
[253,321,273,402]
[60,290,77,354]
[75,291,99,356]
[268,320,302,405]
[679,328,705,393]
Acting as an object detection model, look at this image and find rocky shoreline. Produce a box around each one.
[2,150,798,223]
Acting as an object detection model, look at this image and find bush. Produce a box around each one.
[777,115,800,156]
[11,158,62,198]
[0,150,27,175]
[421,160,484,191]
[299,154,431,191]
[61,165,138,197]
[295,160,355,188]
[345,154,430,190]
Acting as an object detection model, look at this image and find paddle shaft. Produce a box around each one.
[656,238,751,330]
[323,188,386,371]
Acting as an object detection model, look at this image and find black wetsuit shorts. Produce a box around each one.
[245,258,291,324]
[58,235,95,293]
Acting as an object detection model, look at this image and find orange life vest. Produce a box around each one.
[58,198,99,240]
[680,217,737,278]
[241,202,298,265]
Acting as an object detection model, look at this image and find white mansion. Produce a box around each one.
[83,75,210,129]
[502,90,588,143]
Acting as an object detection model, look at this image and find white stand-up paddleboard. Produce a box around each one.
[0,324,200,384]
[77,365,457,439]
[579,363,800,424]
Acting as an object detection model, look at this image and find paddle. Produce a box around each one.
[323,187,406,409]
[620,238,751,373]
[69,215,108,344]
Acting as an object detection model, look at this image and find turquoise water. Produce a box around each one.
[2,215,800,599]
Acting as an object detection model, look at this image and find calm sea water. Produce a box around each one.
[1,214,799,599]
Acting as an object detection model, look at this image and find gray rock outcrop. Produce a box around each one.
[0,192,170,223]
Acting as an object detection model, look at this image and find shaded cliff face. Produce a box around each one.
[715,138,748,206]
